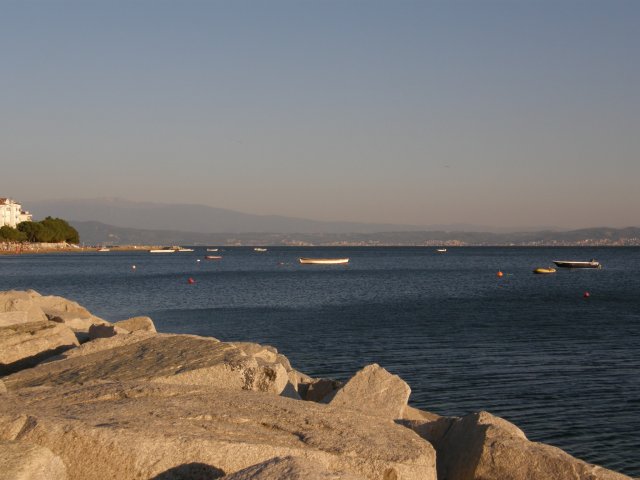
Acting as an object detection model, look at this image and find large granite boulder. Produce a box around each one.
[0,311,34,328]
[406,411,631,480]
[52,330,157,361]
[231,342,295,376]
[232,341,303,397]
[47,312,108,334]
[0,290,47,324]
[3,334,290,396]
[324,364,411,419]
[0,440,67,480]
[221,456,365,480]
[300,378,344,402]
[34,294,92,318]
[0,291,107,342]
[0,322,79,375]
[87,323,130,340]
[232,341,280,363]
[399,405,441,422]
[113,316,156,333]
[35,295,109,338]
[0,381,437,480]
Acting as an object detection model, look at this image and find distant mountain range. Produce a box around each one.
[27,198,640,245]
[72,220,640,247]
[29,198,430,234]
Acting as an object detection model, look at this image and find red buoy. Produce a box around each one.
[497,270,504,278]
[187,278,196,284]
[583,291,590,298]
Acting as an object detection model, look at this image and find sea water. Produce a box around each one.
[1,247,639,476]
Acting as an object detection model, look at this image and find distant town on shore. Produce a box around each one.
[3,197,640,247]
[72,221,640,247]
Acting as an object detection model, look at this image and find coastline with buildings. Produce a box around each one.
[67,221,640,248]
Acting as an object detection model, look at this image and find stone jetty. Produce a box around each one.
[0,290,633,480]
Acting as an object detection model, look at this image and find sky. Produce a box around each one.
[1,0,638,229]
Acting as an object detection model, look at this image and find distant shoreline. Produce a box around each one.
[0,243,158,255]
[2,242,639,255]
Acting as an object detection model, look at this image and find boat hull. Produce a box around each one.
[553,260,601,269]
[205,256,222,260]
[299,258,349,265]
[533,268,556,274]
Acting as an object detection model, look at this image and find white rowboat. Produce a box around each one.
[299,258,349,265]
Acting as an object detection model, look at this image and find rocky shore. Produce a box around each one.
[0,290,634,480]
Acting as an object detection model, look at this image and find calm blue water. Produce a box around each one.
[1,247,639,476]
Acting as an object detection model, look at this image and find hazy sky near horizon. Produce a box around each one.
[2,0,639,229]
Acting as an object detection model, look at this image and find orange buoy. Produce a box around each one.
[187,278,196,284]
[497,270,504,278]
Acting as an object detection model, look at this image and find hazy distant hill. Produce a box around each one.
[72,221,640,247]
[30,198,434,234]
[73,221,244,246]
[29,198,558,234]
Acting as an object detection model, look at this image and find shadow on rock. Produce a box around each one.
[152,463,225,480]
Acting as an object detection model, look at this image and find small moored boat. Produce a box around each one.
[97,247,110,252]
[205,255,222,260]
[553,260,601,269]
[299,258,349,265]
[254,247,268,252]
[176,247,194,252]
[206,248,219,252]
[149,248,175,253]
[533,267,556,274]
[436,248,447,253]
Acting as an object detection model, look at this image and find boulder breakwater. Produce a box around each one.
[0,290,633,480]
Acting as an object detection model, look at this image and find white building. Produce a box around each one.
[0,198,33,228]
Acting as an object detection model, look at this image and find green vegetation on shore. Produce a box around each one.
[0,217,79,244]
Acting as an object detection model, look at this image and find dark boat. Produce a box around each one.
[553,259,601,269]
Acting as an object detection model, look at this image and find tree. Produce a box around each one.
[18,217,80,243]
[15,218,80,244]
[40,217,79,243]
[17,221,46,242]
[0,226,27,242]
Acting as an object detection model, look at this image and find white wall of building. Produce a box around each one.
[0,198,32,228]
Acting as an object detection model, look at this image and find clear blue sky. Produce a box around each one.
[2,0,638,229]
